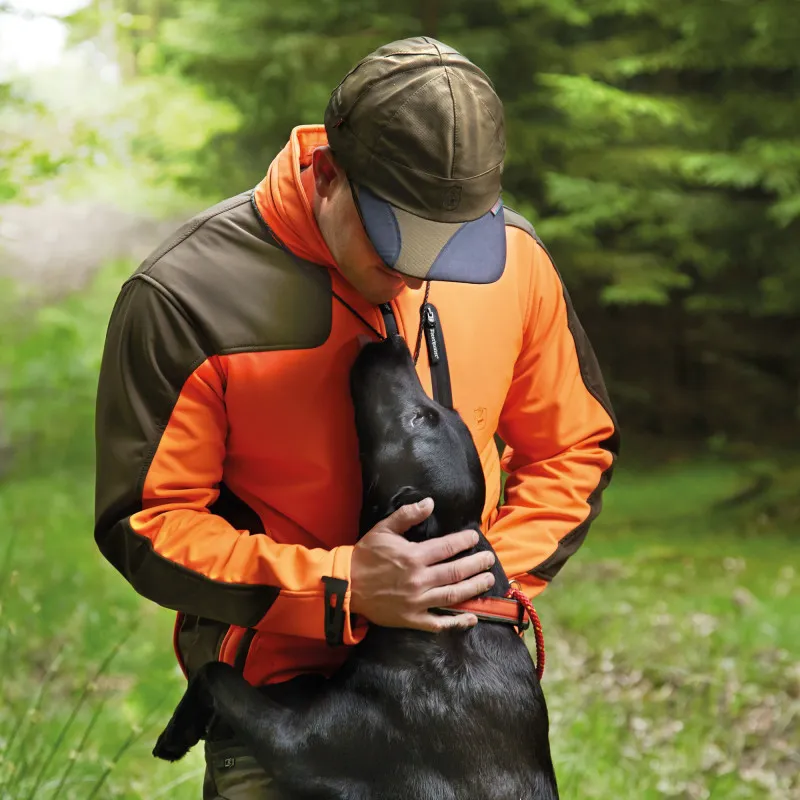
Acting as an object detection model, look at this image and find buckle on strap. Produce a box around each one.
[321,576,349,647]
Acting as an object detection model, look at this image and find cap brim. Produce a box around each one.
[353,184,506,284]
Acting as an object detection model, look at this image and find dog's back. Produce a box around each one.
[250,623,556,799]
[341,626,556,799]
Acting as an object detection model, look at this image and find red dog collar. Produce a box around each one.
[432,588,546,681]
[434,596,529,631]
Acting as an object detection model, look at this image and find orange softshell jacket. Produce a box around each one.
[94,126,619,686]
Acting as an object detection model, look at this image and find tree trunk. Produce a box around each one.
[420,0,439,38]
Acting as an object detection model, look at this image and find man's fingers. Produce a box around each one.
[382,497,434,533]
[420,571,495,610]
[416,528,478,565]
[412,612,479,633]
[423,551,495,590]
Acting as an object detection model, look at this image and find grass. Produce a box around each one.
[542,463,799,798]
[0,262,205,799]
[0,261,797,799]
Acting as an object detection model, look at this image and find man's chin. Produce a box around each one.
[362,285,407,305]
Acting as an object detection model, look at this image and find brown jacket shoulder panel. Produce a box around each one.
[503,206,539,242]
[132,191,332,356]
[95,193,334,613]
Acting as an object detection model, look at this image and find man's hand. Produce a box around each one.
[349,498,495,632]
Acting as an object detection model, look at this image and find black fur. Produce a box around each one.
[153,335,559,799]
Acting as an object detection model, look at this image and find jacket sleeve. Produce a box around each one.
[488,239,620,599]
[94,276,365,646]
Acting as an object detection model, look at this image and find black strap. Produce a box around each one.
[421,302,453,409]
[379,303,399,336]
[233,628,257,672]
[380,298,453,409]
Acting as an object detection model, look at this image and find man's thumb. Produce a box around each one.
[386,497,434,532]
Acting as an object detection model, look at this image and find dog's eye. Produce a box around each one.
[409,407,439,428]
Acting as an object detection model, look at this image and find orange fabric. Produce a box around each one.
[129,358,367,661]
[128,125,616,686]
[488,238,617,600]
[254,126,335,267]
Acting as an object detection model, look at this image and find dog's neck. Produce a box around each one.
[360,501,511,600]
[460,525,512,599]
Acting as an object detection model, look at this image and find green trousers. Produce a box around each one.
[201,674,327,798]
[202,735,283,799]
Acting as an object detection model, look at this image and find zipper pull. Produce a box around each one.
[422,303,440,364]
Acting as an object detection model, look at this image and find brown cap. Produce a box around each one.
[324,37,507,284]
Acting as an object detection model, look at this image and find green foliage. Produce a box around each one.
[73,0,798,319]
[0,80,70,203]
[122,73,241,187]
[53,0,799,440]
[508,0,800,318]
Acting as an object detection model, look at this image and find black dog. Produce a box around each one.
[154,335,559,799]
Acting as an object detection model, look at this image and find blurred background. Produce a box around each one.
[0,1,797,797]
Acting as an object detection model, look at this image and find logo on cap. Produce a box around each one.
[442,186,462,211]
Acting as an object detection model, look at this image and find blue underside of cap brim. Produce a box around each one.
[356,185,507,285]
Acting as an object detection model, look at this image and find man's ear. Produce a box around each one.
[312,146,340,197]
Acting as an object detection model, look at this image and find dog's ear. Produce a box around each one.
[404,513,440,543]
[387,487,440,543]
[406,510,442,542]
[388,486,427,513]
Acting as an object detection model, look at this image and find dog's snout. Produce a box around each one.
[382,334,411,359]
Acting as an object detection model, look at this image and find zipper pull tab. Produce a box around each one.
[422,303,440,364]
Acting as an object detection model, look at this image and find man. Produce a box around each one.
[94,37,619,797]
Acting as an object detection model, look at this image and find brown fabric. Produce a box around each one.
[325,36,505,222]
[177,615,229,678]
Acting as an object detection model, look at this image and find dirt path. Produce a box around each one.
[0,198,186,304]
[0,198,187,475]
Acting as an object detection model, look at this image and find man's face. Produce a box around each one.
[312,147,424,305]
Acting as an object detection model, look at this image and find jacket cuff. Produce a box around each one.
[251,545,369,645]
[326,545,369,646]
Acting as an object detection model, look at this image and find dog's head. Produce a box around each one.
[350,335,486,541]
